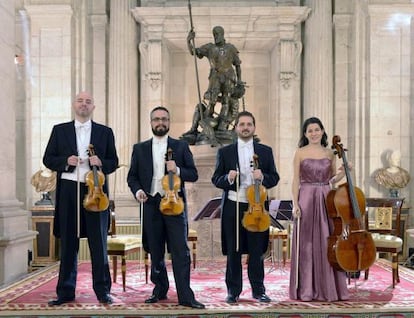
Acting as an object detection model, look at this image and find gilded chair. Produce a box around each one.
[107,201,198,291]
[188,228,198,269]
[364,197,404,288]
[107,200,148,291]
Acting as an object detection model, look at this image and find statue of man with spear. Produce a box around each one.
[181,0,245,146]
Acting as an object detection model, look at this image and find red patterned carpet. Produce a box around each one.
[1,258,414,317]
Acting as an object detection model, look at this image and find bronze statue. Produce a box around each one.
[181,26,245,146]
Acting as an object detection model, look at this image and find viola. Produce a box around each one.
[159,148,184,216]
[242,154,270,232]
[83,144,110,212]
[326,135,376,272]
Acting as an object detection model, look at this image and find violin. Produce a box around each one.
[159,148,184,216]
[326,135,376,272]
[242,154,270,232]
[83,144,110,212]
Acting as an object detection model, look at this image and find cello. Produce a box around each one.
[326,135,376,272]
[242,154,271,232]
[83,144,110,212]
[159,148,184,216]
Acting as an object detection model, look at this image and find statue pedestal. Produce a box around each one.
[186,145,223,259]
[31,205,58,265]
[389,189,400,198]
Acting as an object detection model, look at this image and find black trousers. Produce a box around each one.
[222,199,267,297]
[143,194,195,303]
[56,179,111,299]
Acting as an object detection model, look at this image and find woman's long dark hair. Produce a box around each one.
[298,117,328,148]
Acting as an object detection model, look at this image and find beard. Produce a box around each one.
[152,125,169,137]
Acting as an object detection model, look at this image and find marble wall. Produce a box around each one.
[0,1,36,286]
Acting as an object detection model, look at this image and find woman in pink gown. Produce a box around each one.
[289,117,349,302]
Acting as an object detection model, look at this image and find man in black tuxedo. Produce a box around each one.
[43,91,118,305]
[127,106,205,309]
[212,111,279,304]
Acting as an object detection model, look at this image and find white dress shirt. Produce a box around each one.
[228,138,254,203]
[150,135,168,196]
[61,120,92,182]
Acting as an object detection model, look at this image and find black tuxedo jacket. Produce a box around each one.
[127,137,197,201]
[43,120,118,237]
[212,141,279,193]
[211,141,280,254]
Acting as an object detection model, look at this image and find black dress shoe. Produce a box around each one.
[179,299,205,309]
[98,294,113,304]
[144,294,168,303]
[225,295,239,304]
[48,297,75,306]
[253,293,271,303]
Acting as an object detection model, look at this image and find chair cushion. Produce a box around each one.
[371,233,403,249]
[188,229,197,239]
[269,226,288,236]
[107,235,142,251]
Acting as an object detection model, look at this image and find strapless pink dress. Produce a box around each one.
[289,158,349,301]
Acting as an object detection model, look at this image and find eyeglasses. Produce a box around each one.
[151,117,169,123]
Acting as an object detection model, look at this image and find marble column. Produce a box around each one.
[0,1,36,285]
[136,21,165,140]
[332,13,352,142]
[90,3,109,125]
[107,0,139,214]
[302,0,334,136]
[273,11,309,199]
[24,4,73,204]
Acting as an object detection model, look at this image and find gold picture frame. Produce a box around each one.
[375,207,393,230]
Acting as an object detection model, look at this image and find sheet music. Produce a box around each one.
[269,199,281,219]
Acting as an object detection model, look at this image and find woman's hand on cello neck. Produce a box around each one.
[332,162,353,184]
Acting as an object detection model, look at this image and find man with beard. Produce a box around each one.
[212,111,279,304]
[127,106,205,309]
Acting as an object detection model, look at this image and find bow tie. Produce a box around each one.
[75,122,91,129]
[240,142,252,148]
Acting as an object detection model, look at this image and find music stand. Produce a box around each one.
[193,197,221,260]
[269,199,293,226]
[268,200,293,271]
[193,197,221,221]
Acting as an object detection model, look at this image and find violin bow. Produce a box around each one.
[235,164,240,252]
[76,157,81,238]
[138,199,145,276]
[295,214,300,289]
